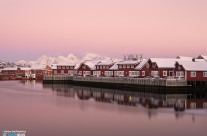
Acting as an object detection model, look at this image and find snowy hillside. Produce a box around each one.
[14,53,120,67]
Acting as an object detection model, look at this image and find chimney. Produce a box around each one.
[192,57,195,62]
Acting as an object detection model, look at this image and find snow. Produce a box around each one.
[84,60,100,70]
[116,60,140,65]
[2,67,18,70]
[109,62,119,70]
[135,59,148,70]
[197,55,207,62]
[150,58,176,68]
[95,60,115,66]
[176,56,193,61]
[176,61,207,71]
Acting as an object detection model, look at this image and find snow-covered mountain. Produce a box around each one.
[14,53,120,67]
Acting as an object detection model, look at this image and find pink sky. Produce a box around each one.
[0,0,207,61]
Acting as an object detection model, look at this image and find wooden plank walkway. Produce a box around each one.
[43,75,188,87]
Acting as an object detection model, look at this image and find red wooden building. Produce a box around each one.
[93,61,115,77]
[109,60,140,77]
[52,63,75,75]
[174,60,207,81]
[76,61,100,77]
[149,58,176,78]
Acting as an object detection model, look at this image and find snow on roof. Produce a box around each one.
[51,64,57,70]
[176,56,193,61]
[30,65,46,70]
[197,55,207,62]
[150,58,176,68]
[109,62,119,70]
[84,60,100,70]
[74,63,81,70]
[21,67,31,70]
[95,60,115,66]
[2,67,18,70]
[134,59,148,70]
[177,61,207,71]
[117,60,140,65]
[56,63,76,66]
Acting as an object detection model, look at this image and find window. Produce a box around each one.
[151,71,159,77]
[61,70,64,74]
[66,66,69,69]
[163,71,167,76]
[100,66,102,69]
[68,70,73,75]
[103,66,106,69]
[105,71,113,76]
[191,72,196,77]
[203,103,207,108]
[127,65,130,68]
[142,71,145,76]
[54,70,57,74]
[176,71,184,77]
[106,66,109,69]
[190,103,196,109]
[97,66,99,69]
[82,65,86,69]
[62,66,65,69]
[114,71,124,77]
[129,71,139,77]
[203,72,207,77]
[83,71,91,76]
[93,71,101,76]
[118,65,122,69]
[70,66,73,69]
[78,71,82,75]
[123,65,126,68]
[131,65,134,68]
[58,66,61,69]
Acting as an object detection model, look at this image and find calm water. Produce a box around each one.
[0,80,207,136]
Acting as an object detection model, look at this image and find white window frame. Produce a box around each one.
[103,66,106,69]
[190,103,196,109]
[142,71,145,76]
[191,72,196,77]
[58,66,61,69]
[54,70,57,74]
[123,65,126,68]
[131,65,134,68]
[118,65,122,69]
[97,66,99,69]
[100,66,102,69]
[66,66,69,69]
[203,72,207,77]
[203,103,207,108]
[127,65,130,68]
[62,66,65,69]
[106,66,109,69]
[78,71,82,75]
[163,71,167,76]
[61,70,64,74]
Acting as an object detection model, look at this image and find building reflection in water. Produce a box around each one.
[42,83,207,112]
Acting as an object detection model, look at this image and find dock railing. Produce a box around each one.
[44,75,188,87]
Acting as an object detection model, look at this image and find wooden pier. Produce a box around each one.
[43,75,188,87]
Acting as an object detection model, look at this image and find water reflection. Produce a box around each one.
[42,83,207,112]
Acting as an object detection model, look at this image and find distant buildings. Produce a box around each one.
[1,54,207,82]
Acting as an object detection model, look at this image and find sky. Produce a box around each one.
[0,0,207,61]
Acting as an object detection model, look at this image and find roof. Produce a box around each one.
[95,60,115,66]
[150,58,176,68]
[117,60,140,65]
[84,60,100,70]
[2,67,18,71]
[176,61,207,71]
[56,63,76,66]
[197,55,207,62]
[109,62,119,70]
[176,56,193,61]
[134,59,149,70]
